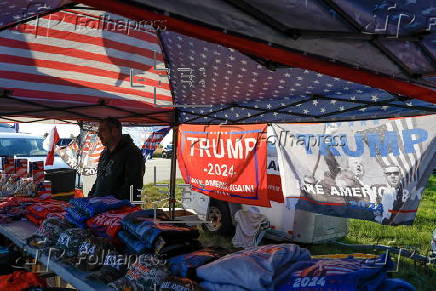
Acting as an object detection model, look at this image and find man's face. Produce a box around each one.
[350,160,364,178]
[384,167,400,188]
[97,122,114,147]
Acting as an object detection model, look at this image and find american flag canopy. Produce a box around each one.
[0,2,434,124]
[0,7,173,124]
[160,31,435,124]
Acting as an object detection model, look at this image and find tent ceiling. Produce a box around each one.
[160,31,435,124]
[0,1,434,124]
[78,0,436,103]
[0,7,174,124]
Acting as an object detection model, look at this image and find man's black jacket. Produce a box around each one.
[89,134,145,200]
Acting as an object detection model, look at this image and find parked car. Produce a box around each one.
[0,124,15,133]
[0,133,69,170]
[161,144,173,159]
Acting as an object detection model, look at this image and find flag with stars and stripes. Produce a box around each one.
[159,31,435,125]
[272,114,436,225]
[0,6,173,123]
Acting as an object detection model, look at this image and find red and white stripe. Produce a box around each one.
[0,8,173,112]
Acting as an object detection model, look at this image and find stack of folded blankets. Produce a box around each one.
[168,247,230,280]
[118,210,202,258]
[65,196,131,228]
[25,199,69,225]
[0,196,35,223]
[86,205,140,240]
[196,244,311,290]
[275,253,416,291]
[0,196,58,224]
[26,217,74,250]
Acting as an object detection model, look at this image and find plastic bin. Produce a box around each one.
[44,168,77,194]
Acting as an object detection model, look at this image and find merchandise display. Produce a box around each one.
[275,254,414,291]
[86,205,140,239]
[0,158,50,197]
[196,244,311,290]
[168,247,229,279]
[0,191,418,290]
[0,271,46,291]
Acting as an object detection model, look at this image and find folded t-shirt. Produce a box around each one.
[26,200,68,219]
[122,214,199,247]
[275,254,395,291]
[86,206,140,239]
[168,247,229,279]
[69,196,131,217]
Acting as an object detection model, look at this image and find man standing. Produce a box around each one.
[89,117,145,201]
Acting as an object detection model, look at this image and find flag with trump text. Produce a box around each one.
[272,115,436,225]
[178,124,271,207]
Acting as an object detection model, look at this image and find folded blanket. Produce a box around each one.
[74,237,115,271]
[65,212,87,229]
[196,244,311,291]
[109,259,170,290]
[25,213,43,226]
[118,230,149,254]
[159,277,202,291]
[26,200,68,220]
[87,251,128,284]
[69,196,131,217]
[53,228,93,259]
[275,254,397,291]
[118,230,202,258]
[86,206,140,239]
[122,211,199,247]
[168,247,229,279]
[26,218,74,249]
[65,206,90,225]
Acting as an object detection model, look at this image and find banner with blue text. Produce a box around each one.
[272,115,436,225]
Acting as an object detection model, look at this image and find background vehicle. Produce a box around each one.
[161,144,173,159]
[57,138,73,147]
[182,131,348,243]
[0,124,16,133]
[0,133,69,170]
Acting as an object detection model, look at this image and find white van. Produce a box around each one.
[181,132,348,243]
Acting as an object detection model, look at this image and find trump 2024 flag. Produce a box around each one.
[178,124,270,207]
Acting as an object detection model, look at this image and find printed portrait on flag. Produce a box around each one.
[178,124,270,207]
[272,115,436,225]
[57,131,104,176]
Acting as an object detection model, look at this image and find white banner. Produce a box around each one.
[272,115,436,225]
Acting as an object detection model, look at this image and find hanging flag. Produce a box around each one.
[272,115,436,225]
[45,126,60,166]
[178,124,270,207]
[0,7,173,122]
[141,126,170,159]
[57,131,104,175]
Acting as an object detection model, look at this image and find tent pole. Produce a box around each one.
[168,124,178,220]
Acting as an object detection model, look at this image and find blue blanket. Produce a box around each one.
[196,244,311,291]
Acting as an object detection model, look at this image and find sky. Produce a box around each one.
[18,123,81,138]
[17,122,173,145]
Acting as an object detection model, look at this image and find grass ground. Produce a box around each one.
[307,175,436,291]
[142,176,436,290]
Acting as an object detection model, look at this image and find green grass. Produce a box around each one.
[143,176,436,290]
[141,179,185,209]
[307,175,436,291]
